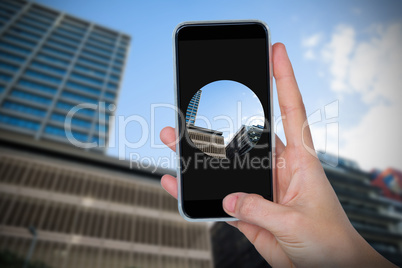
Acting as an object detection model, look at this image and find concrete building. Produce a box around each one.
[0,131,213,268]
[0,1,213,267]
[0,0,129,152]
[210,155,402,267]
[186,90,201,126]
[225,125,263,159]
[187,125,226,159]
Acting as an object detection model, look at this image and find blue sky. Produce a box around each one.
[192,80,264,145]
[37,0,402,171]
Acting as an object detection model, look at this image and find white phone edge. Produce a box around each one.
[172,20,275,222]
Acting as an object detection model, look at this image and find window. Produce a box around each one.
[66,80,100,95]
[0,85,5,94]
[74,65,105,77]
[15,21,46,35]
[9,27,42,40]
[44,125,88,142]
[59,22,87,34]
[0,15,10,26]
[0,61,18,72]
[25,69,62,84]
[61,91,97,104]
[51,113,91,128]
[57,27,83,39]
[0,3,19,15]
[27,8,56,23]
[107,82,117,90]
[104,101,114,108]
[117,47,126,53]
[0,114,40,131]
[30,61,66,75]
[70,72,103,86]
[81,50,110,62]
[112,66,121,73]
[121,38,129,46]
[115,53,124,60]
[4,34,37,48]
[77,57,108,70]
[96,112,110,123]
[104,92,115,100]
[54,28,81,42]
[36,53,69,66]
[90,32,115,44]
[85,43,112,55]
[113,59,123,67]
[88,37,114,50]
[18,79,57,94]
[0,41,31,54]
[0,72,12,82]
[42,46,73,58]
[23,14,51,28]
[11,90,52,105]
[96,123,108,133]
[0,51,25,63]
[50,33,80,46]
[2,101,46,117]
[19,17,48,30]
[46,39,76,52]
[55,101,95,117]
[110,74,119,82]
[92,135,101,144]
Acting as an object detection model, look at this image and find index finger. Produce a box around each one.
[273,43,314,149]
[160,126,176,152]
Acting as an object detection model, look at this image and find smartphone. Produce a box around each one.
[173,20,274,221]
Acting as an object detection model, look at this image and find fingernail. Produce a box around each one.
[223,194,238,213]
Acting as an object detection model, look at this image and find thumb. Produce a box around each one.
[223,193,290,234]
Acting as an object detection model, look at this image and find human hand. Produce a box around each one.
[160,43,395,267]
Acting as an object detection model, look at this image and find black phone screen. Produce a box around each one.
[175,22,272,219]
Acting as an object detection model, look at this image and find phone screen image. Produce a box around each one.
[175,22,273,219]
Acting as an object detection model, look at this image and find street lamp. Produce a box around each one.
[23,226,37,268]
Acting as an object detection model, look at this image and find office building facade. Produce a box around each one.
[225,125,263,159]
[0,132,213,268]
[0,1,213,267]
[210,155,402,267]
[0,0,129,152]
[186,90,201,126]
[187,125,226,159]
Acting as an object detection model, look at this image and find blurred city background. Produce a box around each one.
[0,0,401,267]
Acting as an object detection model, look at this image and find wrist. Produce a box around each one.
[341,229,396,267]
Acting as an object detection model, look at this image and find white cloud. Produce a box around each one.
[302,33,323,60]
[302,33,322,48]
[320,23,402,170]
[321,25,355,92]
[348,23,402,104]
[340,104,402,171]
[304,49,316,60]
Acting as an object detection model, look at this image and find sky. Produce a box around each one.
[192,80,264,145]
[37,0,402,171]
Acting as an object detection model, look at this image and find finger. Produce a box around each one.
[223,192,290,234]
[275,134,285,155]
[160,126,176,152]
[161,174,178,199]
[273,43,314,149]
[226,221,238,228]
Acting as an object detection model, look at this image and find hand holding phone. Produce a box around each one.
[173,21,274,221]
[162,42,396,267]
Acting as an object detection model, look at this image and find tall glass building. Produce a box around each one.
[0,0,130,152]
[0,1,213,267]
[186,90,201,126]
